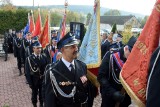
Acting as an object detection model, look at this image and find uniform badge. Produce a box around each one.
[59,81,72,86]
[61,82,65,86]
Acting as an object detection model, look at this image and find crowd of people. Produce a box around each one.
[3,28,159,107]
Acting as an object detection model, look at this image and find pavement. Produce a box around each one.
[0,54,101,107]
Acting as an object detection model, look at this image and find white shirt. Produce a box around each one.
[61,57,75,71]
[33,53,41,58]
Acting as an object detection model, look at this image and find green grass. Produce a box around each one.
[3,104,10,107]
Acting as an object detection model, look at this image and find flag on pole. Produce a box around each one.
[32,8,42,37]
[23,13,30,37]
[57,19,63,42]
[78,0,101,87]
[39,14,50,49]
[60,14,66,39]
[29,10,35,34]
[120,1,160,106]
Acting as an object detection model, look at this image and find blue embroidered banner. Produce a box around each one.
[78,0,101,68]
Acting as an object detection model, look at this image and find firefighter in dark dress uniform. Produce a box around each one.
[43,32,95,107]
[146,46,160,107]
[110,33,124,53]
[97,36,137,107]
[25,40,49,107]
[21,32,32,83]
[101,32,110,59]
[21,32,32,65]
[12,29,17,39]
[25,36,38,58]
[51,30,57,39]
[13,31,23,76]
[43,37,58,63]
[8,29,14,53]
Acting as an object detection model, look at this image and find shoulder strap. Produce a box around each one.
[27,56,39,72]
[49,70,76,98]
[112,52,124,69]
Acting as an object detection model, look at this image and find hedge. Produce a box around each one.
[0,8,28,34]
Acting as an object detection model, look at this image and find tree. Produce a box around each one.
[1,0,16,11]
[50,11,62,26]
[104,9,121,16]
[79,14,85,23]
[66,11,80,24]
[86,13,92,25]
[0,8,28,34]
[141,16,149,28]
[111,23,117,33]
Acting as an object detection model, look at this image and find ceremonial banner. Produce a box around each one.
[29,10,35,34]
[60,14,66,39]
[78,0,101,87]
[120,1,160,106]
[57,19,63,42]
[39,14,50,48]
[33,8,42,37]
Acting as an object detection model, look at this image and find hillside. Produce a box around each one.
[19,5,145,18]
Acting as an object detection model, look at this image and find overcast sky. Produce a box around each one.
[11,0,156,15]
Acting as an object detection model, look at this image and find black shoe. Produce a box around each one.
[39,104,43,107]
[40,102,43,107]
[33,103,37,107]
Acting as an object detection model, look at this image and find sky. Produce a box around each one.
[11,0,157,15]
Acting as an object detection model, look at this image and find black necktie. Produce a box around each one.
[70,64,75,74]
[37,55,40,60]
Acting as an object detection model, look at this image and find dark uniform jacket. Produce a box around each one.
[7,33,14,53]
[43,45,52,63]
[25,54,49,88]
[146,46,160,107]
[3,33,9,53]
[97,48,131,107]
[21,38,31,63]
[44,59,91,107]
[25,45,33,59]
[101,39,110,59]
[13,38,22,58]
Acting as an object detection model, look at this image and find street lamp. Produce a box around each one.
[33,0,34,10]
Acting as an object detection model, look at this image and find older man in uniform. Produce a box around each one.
[44,32,95,107]
[25,40,49,107]
[97,36,137,107]
[101,32,110,59]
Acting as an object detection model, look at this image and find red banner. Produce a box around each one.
[32,8,42,37]
[39,15,49,49]
[29,11,35,34]
[120,1,160,106]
